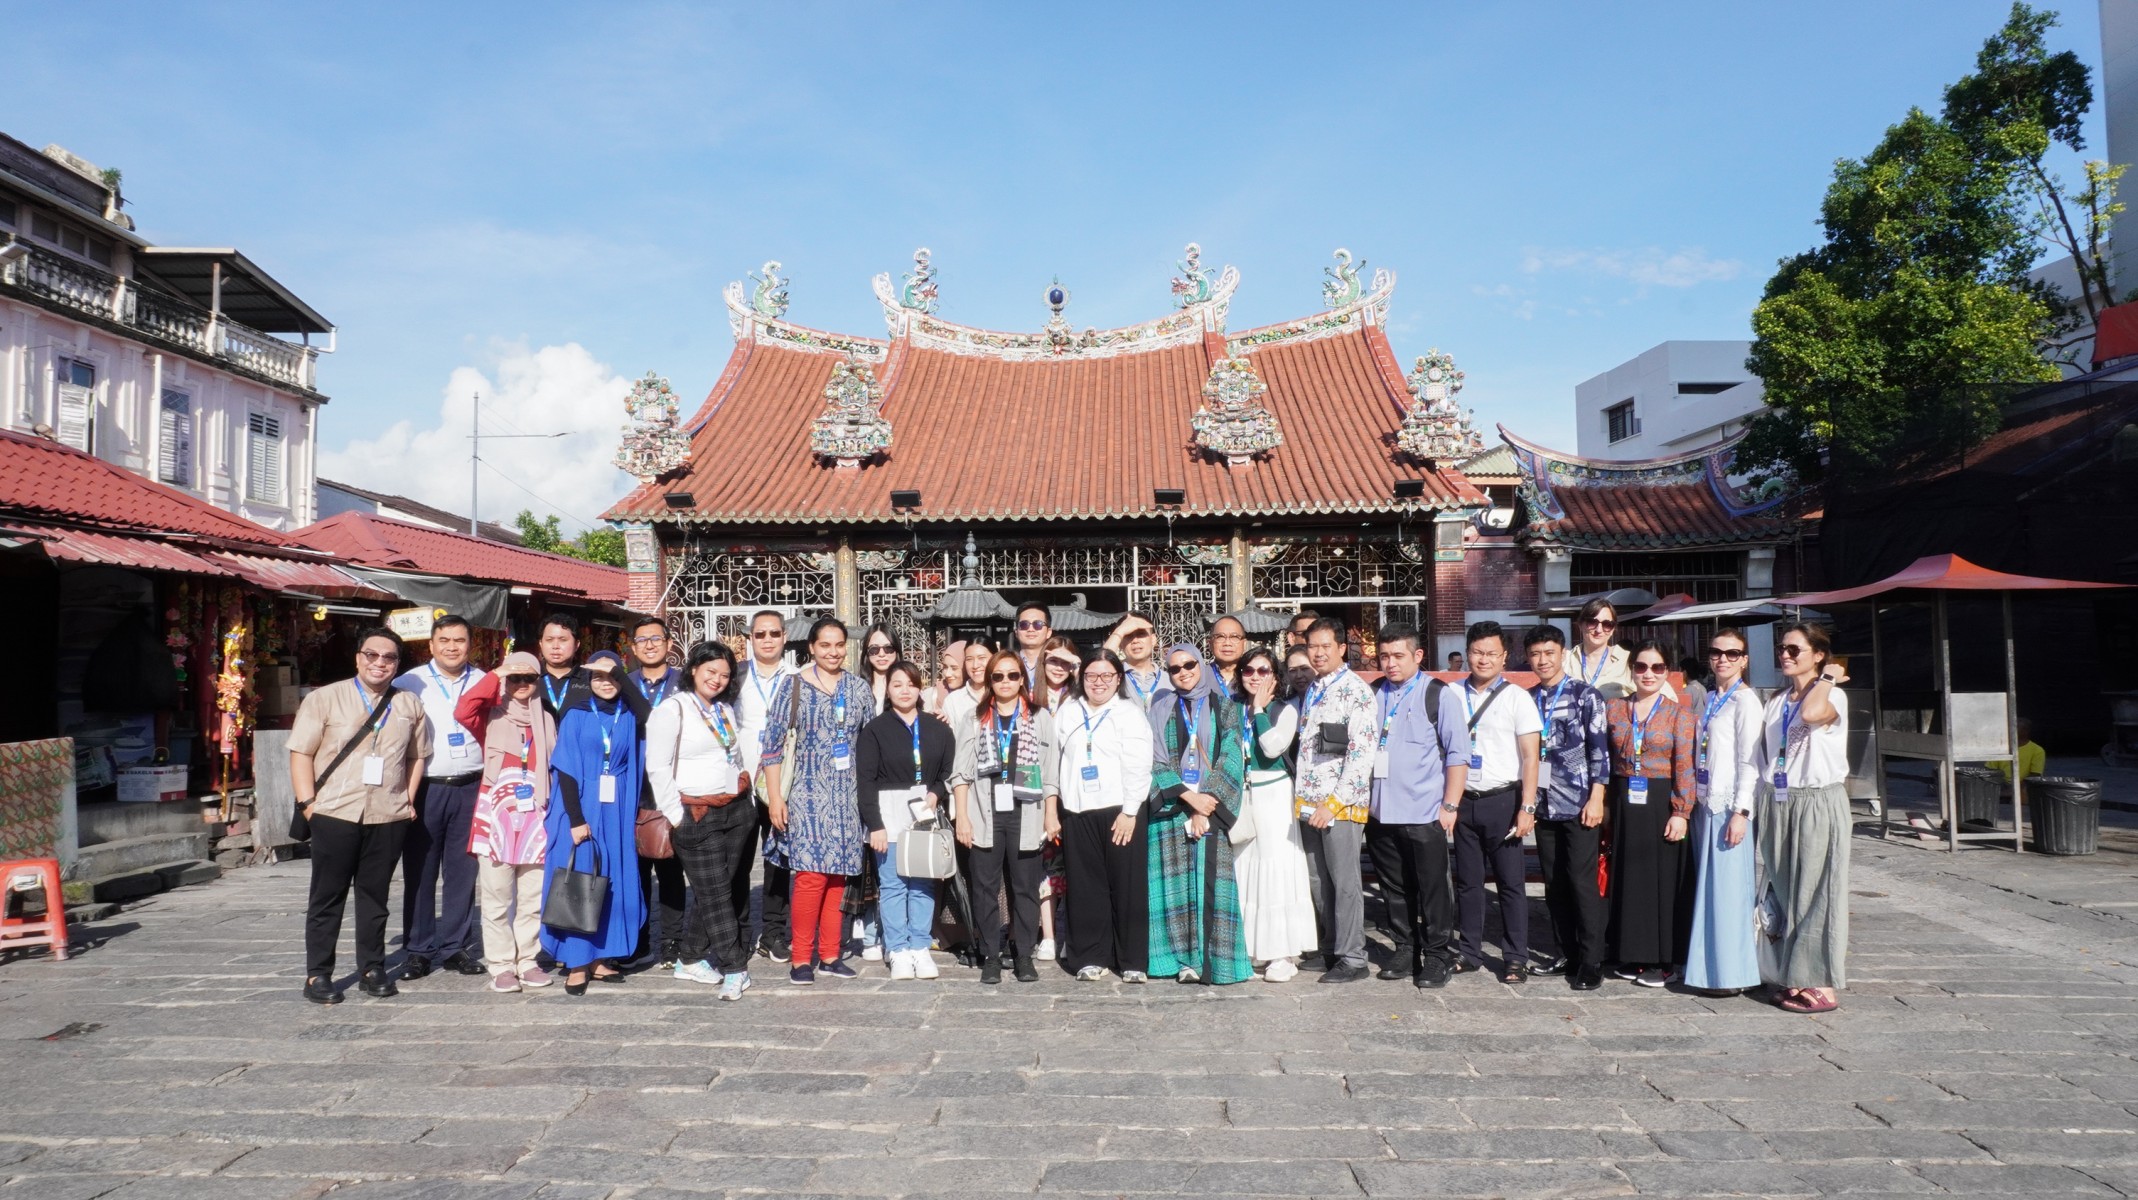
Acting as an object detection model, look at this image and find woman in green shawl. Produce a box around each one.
[1144,643,1251,985]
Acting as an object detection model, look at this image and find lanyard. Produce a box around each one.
[1306,667,1348,713]
[812,666,847,728]
[1463,678,1503,726]
[1378,675,1420,747]
[1538,674,1570,743]
[687,695,737,757]
[596,704,622,773]
[903,712,923,784]
[519,723,532,767]
[1127,667,1157,705]
[1629,694,1666,764]
[1578,646,1609,688]
[1699,679,1741,765]
[1776,693,1804,766]
[1078,702,1112,759]
[639,671,673,706]
[427,662,471,703]
[353,680,390,744]
[991,703,1020,766]
[1183,694,1207,764]
[542,672,570,711]
[748,664,782,710]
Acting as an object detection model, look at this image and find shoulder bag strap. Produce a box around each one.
[1465,681,1508,733]
[317,687,396,792]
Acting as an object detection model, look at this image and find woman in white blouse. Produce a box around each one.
[1046,649,1154,982]
[1757,622,1852,1014]
[644,642,756,1002]
[1231,646,1316,982]
[1682,627,1763,996]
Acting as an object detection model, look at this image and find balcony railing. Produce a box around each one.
[1,244,320,392]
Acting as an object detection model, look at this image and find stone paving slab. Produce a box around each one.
[1,831,2136,1197]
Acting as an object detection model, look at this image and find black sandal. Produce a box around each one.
[1500,960,1528,984]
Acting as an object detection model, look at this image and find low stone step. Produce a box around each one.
[63,860,221,905]
[76,800,208,847]
[69,832,212,882]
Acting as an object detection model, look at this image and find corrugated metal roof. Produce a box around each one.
[0,429,301,547]
[1,523,240,576]
[290,512,628,603]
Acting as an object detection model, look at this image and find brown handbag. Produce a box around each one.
[636,808,674,860]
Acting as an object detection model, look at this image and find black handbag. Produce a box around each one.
[543,838,610,937]
[289,686,396,842]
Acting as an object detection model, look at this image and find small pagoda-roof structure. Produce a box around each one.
[1500,426,1803,551]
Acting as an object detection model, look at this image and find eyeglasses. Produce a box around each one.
[750,630,784,639]
[1779,645,1807,658]
[1584,618,1617,630]
[1241,664,1275,677]
[632,634,667,646]
[358,650,400,664]
[1708,648,1747,661]
[1016,619,1048,631]
[1084,671,1118,683]
[1632,662,1668,674]
[867,644,896,655]
[988,671,1023,682]
[1165,662,1199,676]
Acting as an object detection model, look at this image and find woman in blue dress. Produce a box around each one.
[1684,628,1764,994]
[758,617,874,985]
[542,652,645,996]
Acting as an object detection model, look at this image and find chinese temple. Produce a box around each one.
[607,248,1494,659]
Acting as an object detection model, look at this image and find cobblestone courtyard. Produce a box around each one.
[2,828,2136,1199]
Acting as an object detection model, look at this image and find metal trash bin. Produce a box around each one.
[1955,766,2000,830]
[2029,777,2102,856]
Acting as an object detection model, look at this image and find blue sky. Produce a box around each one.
[3,2,2108,531]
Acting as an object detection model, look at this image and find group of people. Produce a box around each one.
[288,598,1853,1015]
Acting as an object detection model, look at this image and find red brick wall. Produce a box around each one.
[1431,558,1466,644]
[1464,538,1537,611]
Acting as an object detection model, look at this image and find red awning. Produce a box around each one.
[2094,302,2138,366]
[205,552,396,602]
[0,523,240,577]
[1777,554,2130,607]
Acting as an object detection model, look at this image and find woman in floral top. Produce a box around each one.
[1603,640,1697,988]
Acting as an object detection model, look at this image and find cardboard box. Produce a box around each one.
[117,765,189,804]
[263,663,295,689]
[258,685,301,717]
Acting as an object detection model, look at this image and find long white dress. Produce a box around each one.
[1233,703,1318,964]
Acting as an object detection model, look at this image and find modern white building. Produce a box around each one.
[1573,340,1766,461]
[0,133,332,531]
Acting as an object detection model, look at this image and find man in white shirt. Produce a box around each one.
[1292,617,1377,983]
[392,615,488,980]
[733,609,795,962]
[1104,613,1170,712]
[1451,621,1543,981]
[1012,601,1052,686]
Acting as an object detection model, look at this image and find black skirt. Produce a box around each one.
[1605,775,1691,966]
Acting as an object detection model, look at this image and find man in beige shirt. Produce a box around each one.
[290,627,431,1004]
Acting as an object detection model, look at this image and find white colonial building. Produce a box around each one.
[0,133,332,531]
[1574,340,1765,462]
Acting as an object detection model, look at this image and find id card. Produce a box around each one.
[598,775,618,805]
[1627,776,1649,805]
[514,782,535,812]
[448,732,467,747]
[993,781,1015,812]
[1695,767,1710,786]
[1771,772,1788,792]
[1080,763,1101,794]
[1373,750,1390,779]
[1537,761,1552,789]
[832,739,852,771]
[1469,753,1484,771]
[360,755,385,786]
[1182,767,1203,787]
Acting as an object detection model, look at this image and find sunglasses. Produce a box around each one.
[988,671,1024,682]
[1708,648,1747,661]
[1584,619,1617,630]
[1779,645,1808,658]
[750,630,784,639]
[358,650,400,664]
[1632,662,1668,674]
[867,644,896,654]
[1241,664,1275,676]
[1166,662,1200,675]
[1016,619,1048,631]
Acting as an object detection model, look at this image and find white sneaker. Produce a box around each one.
[674,960,721,985]
[1121,970,1148,984]
[1264,959,1299,983]
[1035,937,1056,962]
[862,944,884,962]
[1076,964,1106,982]
[912,950,940,980]
[889,950,916,981]
[718,971,751,1001]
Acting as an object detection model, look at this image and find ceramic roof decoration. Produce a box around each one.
[612,371,690,482]
[1191,355,1283,466]
[610,253,1485,525]
[1396,349,1482,465]
[1500,425,1803,551]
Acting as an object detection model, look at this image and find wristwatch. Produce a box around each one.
[1818,672,1838,683]
[1733,805,1754,818]
[1520,803,1537,815]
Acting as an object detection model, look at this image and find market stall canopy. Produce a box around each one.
[342,567,510,631]
[290,511,629,605]
[1637,597,1825,626]
[1775,554,2130,607]
[1513,587,1660,619]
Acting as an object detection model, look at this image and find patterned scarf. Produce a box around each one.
[983,700,1044,792]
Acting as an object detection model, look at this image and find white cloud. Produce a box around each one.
[319,342,634,536]
[1519,246,1742,288]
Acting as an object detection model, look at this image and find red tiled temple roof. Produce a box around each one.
[290,511,627,603]
[1501,426,1803,551]
[609,264,1484,525]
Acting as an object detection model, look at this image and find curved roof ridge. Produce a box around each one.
[1495,422,1750,474]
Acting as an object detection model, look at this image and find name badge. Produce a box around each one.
[1182,767,1203,787]
[360,755,385,787]
[1372,750,1390,779]
[1695,767,1710,786]
[1469,753,1484,771]
[1537,761,1552,789]
[832,739,852,771]
[1772,772,1789,792]
[1080,763,1101,794]
[1627,776,1649,805]
[514,782,535,811]
[993,781,1016,812]
[598,775,617,805]
[447,732,467,747]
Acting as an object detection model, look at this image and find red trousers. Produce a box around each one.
[789,870,847,965]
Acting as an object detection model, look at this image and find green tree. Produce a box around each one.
[1739,6,2079,483]
[510,509,626,567]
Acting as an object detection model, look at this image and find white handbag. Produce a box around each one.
[895,819,957,880]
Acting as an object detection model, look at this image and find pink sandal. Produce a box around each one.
[1778,990,1838,1013]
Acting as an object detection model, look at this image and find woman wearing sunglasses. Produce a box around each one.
[1571,598,1635,700]
[1682,628,1763,997]
[953,650,1057,983]
[1758,622,1852,1014]
[1145,643,1252,985]
[859,624,901,715]
[1231,646,1315,982]
[1603,640,1697,988]
[1048,648,1154,981]
[1033,636,1083,960]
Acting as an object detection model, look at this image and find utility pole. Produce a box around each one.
[466,391,570,539]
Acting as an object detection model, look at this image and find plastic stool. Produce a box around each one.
[0,858,68,960]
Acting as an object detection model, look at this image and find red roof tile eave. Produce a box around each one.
[616,496,1482,526]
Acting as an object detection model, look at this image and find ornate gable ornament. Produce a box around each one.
[1322,248,1365,308]
[1396,350,1482,465]
[1171,243,1213,309]
[748,260,790,320]
[898,248,939,314]
[1192,356,1283,466]
[810,355,892,468]
[612,371,690,482]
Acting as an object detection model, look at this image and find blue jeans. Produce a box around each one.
[874,845,938,954]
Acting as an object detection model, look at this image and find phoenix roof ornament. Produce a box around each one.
[1171,243,1213,309]
[1321,248,1364,309]
[749,260,790,320]
[899,248,939,314]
